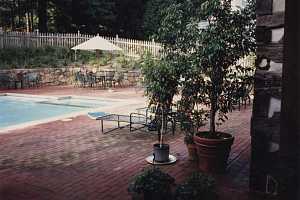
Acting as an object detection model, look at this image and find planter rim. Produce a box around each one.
[194,131,234,142]
[153,143,170,149]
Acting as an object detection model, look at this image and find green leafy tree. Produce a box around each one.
[115,0,147,39]
[156,0,255,135]
[70,0,116,34]
[141,52,179,143]
[143,0,173,38]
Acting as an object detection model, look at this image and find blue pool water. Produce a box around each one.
[0,95,107,128]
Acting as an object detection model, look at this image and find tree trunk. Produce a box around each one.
[17,0,21,27]
[10,4,15,31]
[38,0,48,32]
[210,104,216,133]
[210,83,218,134]
[30,2,33,31]
[26,12,29,32]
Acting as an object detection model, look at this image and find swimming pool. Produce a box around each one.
[0,94,108,129]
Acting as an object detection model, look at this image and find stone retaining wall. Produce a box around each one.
[0,67,80,86]
[0,66,141,88]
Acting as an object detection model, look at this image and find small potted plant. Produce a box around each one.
[178,104,206,161]
[177,90,206,161]
[128,167,175,200]
[175,172,217,200]
[184,133,197,161]
[141,53,179,162]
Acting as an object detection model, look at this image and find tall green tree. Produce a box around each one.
[115,0,147,39]
[50,0,72,32]
[38,0,48,32]
[143,0,173,38]
[0,0,150,38]
[156,0,255,134]
[70,0,116,34]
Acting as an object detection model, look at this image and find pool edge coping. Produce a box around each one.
[0,93,145,134]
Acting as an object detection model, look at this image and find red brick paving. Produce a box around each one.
[0,87,266,200]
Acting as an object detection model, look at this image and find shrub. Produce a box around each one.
[128,167,175,200]
[175,172,217,200]
[0,46,142,70]
[0,46,74,69]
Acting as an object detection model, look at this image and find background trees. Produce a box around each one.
[0,0,155,39]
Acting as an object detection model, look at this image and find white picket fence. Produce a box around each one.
[0,31,255,68]
[0,31,162,57]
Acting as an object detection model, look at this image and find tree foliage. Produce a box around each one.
[141,53,179,110]
[0,0,147,38]
[143,0,173,38]
[154,0,255,135]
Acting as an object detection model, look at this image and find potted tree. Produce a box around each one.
[128,167,175,200]
[191,0,255,173]
[156,0,255,172]
[141,53,179,162]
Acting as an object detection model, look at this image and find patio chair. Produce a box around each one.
[87,110,175,135]
[113,71,124,88]
[0,73,13,89]
[88,112,147,134]
[134,106,176,134]
[75,72,87,87]
[95,71,106,88]
[74,71,82,87]
[86,72,96,88]
[232,82,253,110]
[14,72,25,89]
[24,72,41,88]
[104,70,115,88]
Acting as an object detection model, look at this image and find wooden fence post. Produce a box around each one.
[116,34,119,48]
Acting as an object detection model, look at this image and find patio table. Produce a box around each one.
[95,71,106,88]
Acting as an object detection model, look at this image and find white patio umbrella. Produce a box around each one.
[71,35,122,60]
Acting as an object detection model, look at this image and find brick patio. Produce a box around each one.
[0,87,264,200]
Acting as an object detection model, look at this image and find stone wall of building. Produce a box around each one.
[250,0,284,194]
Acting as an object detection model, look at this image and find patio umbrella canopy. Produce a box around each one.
[71,36,122,51]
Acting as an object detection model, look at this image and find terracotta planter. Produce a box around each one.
[193,132,234,173]
[186,143,198,161]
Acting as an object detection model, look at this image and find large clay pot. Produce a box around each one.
[193,132,234,173]
[186,143,198,161]
[153,144,170,162]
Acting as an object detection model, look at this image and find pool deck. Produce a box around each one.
[0,86,266,200]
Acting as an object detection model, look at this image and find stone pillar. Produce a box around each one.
[279,0,300,199]
[250,0,284,194]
